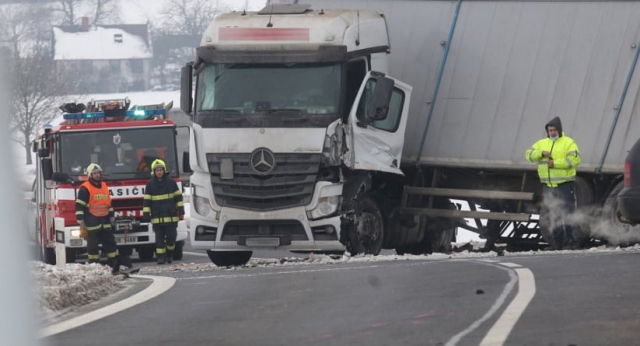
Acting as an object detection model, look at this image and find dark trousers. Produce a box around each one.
[87,223,117,262]
[541,182,576,248]
[154,223,177,253]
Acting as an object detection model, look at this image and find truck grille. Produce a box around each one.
[207,153,320,211]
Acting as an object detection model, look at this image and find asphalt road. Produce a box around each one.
[44,249,640,346]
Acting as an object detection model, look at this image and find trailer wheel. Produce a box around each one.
[138,247,155,262]
[348,195,384,255]
[602,182,640,247]
[118,247,133,257]
[173,241,184,260]
[207,250,252,267]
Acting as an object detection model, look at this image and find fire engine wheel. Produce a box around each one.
[42,247,56,265]
[207,250,252,267]
[138,247,155,262]
[349,195,384,256]
[173,241,184,260]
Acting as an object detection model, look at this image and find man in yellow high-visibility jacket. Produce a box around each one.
[526,117,581,250]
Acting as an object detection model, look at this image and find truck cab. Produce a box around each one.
[181,4,413,265]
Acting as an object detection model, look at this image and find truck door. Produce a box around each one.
[345,71,412,175]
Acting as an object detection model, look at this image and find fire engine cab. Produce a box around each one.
[30,97,188,264]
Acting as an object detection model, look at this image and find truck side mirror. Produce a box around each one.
[41,158,53,181]
[181,63,193,115]
[367,77,395,121]
[52,172,71,183]
[182,152,193,173]
[31,141,38,153]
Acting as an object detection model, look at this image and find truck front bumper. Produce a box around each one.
[190,208,345,252]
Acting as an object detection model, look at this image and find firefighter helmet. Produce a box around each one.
[151,159,166,176]
[86,163,102,174]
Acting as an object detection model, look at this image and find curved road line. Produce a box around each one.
[480,264,536,346]
[41,275,176,338]
[445,261,536,346]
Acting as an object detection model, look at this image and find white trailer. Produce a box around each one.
[181,1,640,265]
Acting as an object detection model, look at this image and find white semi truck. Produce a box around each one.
[181,1,640,265]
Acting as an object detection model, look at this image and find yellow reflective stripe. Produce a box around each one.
[167,244,175,251]
[173,190,182,196]
[176,201,185,207]
[88,254,101,260]
[76,211,84,215]
[76,199,88,207]
[540,175,576,182]
[156,248,166,254]
[151,216,180,224]
[566,158,573,168]
[103,223,112,229]
[144,194,152,200]
[527,148,536,161]
[142,207,151,212]
[151,194,172,201]
[106,251,117,258]
[86,224,102,231]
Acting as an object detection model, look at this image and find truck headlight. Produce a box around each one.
[70,229,81,238]
[307,196,340,220]
[193,195,213,218]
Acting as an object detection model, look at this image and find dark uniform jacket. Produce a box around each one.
[143,176,184,224]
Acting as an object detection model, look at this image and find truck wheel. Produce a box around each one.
[424,227,454,254]
[349,195,384,255]
[138,247,155,262]
[173,241,184,260]
[207,250,252,267]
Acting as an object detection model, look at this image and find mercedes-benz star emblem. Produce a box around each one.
[250,149,276,175]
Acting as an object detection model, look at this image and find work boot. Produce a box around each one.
[157,253,166,265]
[107,257,119,274]
[166,250,174,264]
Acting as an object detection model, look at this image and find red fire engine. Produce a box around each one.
[30,97,188,264]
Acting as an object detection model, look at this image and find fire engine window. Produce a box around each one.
[59,127,177,179]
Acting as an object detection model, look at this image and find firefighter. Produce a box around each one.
[526,117,581,250]
[75,163,120,273]
[142,159,184,264]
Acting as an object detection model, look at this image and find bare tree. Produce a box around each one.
[0,5,74,165]
[159,0,228,36]
[55,0,119,26]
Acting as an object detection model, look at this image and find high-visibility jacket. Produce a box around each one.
[76,180,114,230]
[526,134,580,187]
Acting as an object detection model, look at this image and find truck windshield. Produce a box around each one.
[195,62,342,128]
[59,127,178,180]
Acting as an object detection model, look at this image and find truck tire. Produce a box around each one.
[348,195,384,255]
[207,250,252,267]
[173,241,184,260]
[138,247,155,262]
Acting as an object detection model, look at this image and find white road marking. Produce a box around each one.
[479,266,536,346]
[445,264,518,346]
[40,275,176,337]
[183,251,208,257]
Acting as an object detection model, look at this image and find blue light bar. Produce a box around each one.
[62,108,166,120]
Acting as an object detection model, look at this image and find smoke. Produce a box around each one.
[541,192,640,247]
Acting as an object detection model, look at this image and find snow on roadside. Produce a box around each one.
[32,262,124,321]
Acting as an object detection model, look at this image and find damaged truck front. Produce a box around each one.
[180,5,420,266]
